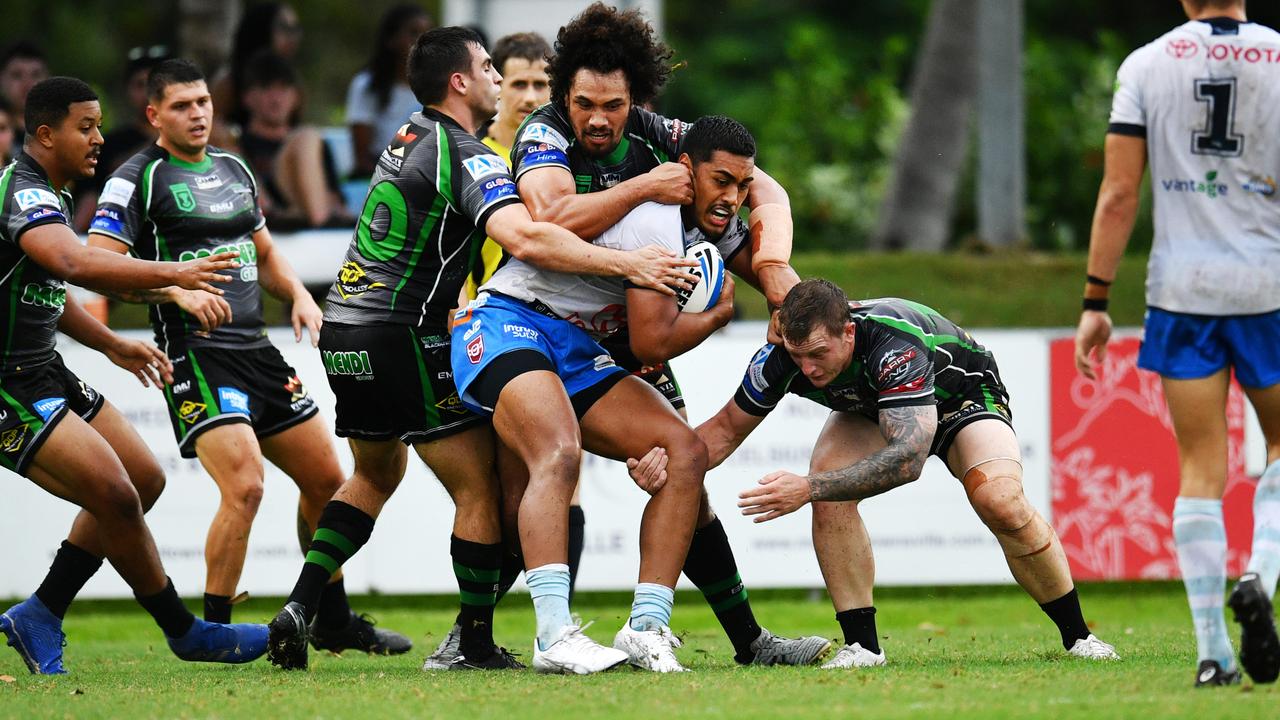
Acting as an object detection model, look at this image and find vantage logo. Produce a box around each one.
[1161,171,1228,199]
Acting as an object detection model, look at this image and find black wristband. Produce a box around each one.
[1086,274,1112,287]
[1082,297,1109,312]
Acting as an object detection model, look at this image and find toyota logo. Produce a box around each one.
[1166,39,1198,59]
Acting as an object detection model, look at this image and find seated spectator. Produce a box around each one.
[345,3,432,178]
[0,98,14,167]
[239,51,350,229]
[210,1,303,148]
[0,41,49,147]
[74,46,172,231]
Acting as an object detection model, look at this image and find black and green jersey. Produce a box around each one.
[90,144,267,352]
[511,103,686,195]
[0,153,75,374]
[323,109,521,331]
[734,298,1004,421]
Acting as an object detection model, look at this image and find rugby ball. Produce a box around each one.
[676,241,725,314]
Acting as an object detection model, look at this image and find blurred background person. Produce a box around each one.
[0,41,50,147]
[210,2,303,148]
[344,3,432,178]
[0,98,15,166]
[239,51,351,229]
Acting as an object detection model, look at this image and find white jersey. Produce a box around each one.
[480,202,684,339]
[1110,17,1280,315]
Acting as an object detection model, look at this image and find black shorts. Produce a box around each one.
[600,332,685,410]
[0,353,103,475]
[164,343,319,458]
[931,379,1013,460]
[320,322,485,445]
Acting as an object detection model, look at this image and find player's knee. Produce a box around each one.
[220,477,265,516]
[533,438,582,486]
[90,475,145,521]
[973,477,1033,534]
[664,427,708,479]
[132,462,167,511]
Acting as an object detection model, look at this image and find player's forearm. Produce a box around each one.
[532,179,650,239]
[63,247,184,293]
[631,310,730,366]
[98,286,179,305]
[807,406,934,502]
[756,264,800,310]
[698,414,749,471]
[57,295,121,353]
[1085,183,1139,284]
[258,252,309,304]
[499,220,631,277]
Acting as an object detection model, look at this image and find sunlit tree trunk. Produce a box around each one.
[871,0,978,252]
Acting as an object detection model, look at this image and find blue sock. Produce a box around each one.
[1173,497,1235,671]
[527,563,572,649]
[1246,460,1280,599]
[629,582,674,631]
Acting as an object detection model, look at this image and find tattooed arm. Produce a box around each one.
[738,405,937,522]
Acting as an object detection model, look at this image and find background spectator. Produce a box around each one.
[0,41,50,147]
[210,2,303,148]
[0,98,14,166]
[345,3,432,178]
[74,45,173,232]
[239,51,350,229]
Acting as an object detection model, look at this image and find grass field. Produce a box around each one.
[1,583,1274,719]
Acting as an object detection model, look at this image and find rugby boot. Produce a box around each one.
[1195,659,1241,687]
[613,622,688,672]
[0,595,67,674]
[1067,634,1120,660]
[310,611,412,655]
[448,646,525,670]
[738,628,832,666]
[168,617,269,664]
[422,622,462,670]
[532,623,628,675]
[821,642,887,669]
[267,601,310,670]
[1228,573,1280,683]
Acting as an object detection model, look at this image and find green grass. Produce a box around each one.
[1,583,1273,719]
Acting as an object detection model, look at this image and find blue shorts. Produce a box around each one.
[450,293,627,414]
[1138,306,1280,388]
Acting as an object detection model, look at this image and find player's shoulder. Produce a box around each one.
[515,103,572,151]
[629,106,688,146]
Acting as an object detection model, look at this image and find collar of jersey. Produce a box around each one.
[164,152,213,173]
[421,107,465,132]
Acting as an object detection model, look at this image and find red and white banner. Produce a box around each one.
[1049,336,1257,580]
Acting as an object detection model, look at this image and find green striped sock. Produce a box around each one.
[288,501,374,622]
[452,535,501,660]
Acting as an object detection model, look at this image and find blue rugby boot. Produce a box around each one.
[0,595,67,675]
[168,618,269,664]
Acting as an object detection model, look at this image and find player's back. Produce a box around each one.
[1112,18,1280,314]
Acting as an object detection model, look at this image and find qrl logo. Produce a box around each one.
[467,335,484,364]
[1166,39,1198,59]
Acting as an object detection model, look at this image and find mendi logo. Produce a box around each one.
[1161,171,1228,199]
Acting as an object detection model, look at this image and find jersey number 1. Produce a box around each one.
[1193,78,1243,157]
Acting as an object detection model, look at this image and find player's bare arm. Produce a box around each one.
[741,168,798,309]
[22,222,238,295]
[738,405,937,522]
[252,226,322,346]
[57,294,173,387]
[87,233,234,333]
[1074,134,1147,379]
[484,202,698,295]
[516,162,693,240]
[624,274,735,365]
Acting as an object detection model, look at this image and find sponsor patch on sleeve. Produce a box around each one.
[519,123,570,150]
[742,345,776,405]
[14,187,60,212]
[462,154,509,180]
[481,176,517,206]
[24,207,65,224]
[90,207,124,236]
[520,144,569,170]
[99,177,136,207]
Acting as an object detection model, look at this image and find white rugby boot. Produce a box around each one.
[421,623,461,670]
[821,642,886,669]
[531,623,628,675]
[613,622,688,672]
[1067,634,1119,660]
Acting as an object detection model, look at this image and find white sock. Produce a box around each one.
[526,563,572,650]
[629,583,674,631]
[1173,497,1236,670]
[1246,460,1280,599]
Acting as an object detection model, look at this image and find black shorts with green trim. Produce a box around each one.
[600,332,685,410]
[930,378,1013,460]
[163,342,319,458]
[320,322,485,445]
[0,353,103,476]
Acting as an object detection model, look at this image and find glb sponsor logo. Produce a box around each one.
[25,208,62,224]
[177,400,206,424]
[466,335,484,364]
[483,177,512,192]
[1243,175,1277,197]
[1205,43,1280,64]
[218,387,250,414]
[336,261,385,299]
[171,380,192,394]
[1161,171,1228,199]
[195,174,223,189]
[32,397,66,421]
[20,283,66,309]
[1166,38,1198,59]
[503,324,538,341]
[323,350,374,376]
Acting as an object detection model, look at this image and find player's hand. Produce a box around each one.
[766,309,784,345]
[710,274,736,325]
[173,289,233,333]
[623,245,699,297]
[1074,310,1113,380]
[738,470,811,523]
[171,251,240,294]
[626,446,669,496]
[644,162,694,205]
[105,337,173,388]
[290,292,323,347]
